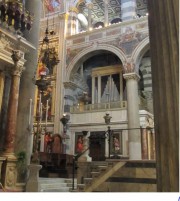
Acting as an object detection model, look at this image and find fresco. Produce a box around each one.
[44,0,62,14]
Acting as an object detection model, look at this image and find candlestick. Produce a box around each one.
[28,98,32,126]
[38,93,42,115]
[40,102,42,125]
[45,100,49,126]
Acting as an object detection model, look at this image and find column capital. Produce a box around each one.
[12,64,25,76]
[123,72,140,81]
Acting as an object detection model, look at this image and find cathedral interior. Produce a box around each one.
[0,0,178,193]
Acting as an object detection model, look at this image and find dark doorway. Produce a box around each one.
[89,132,106,161]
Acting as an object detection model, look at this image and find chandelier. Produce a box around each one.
[31,16,59,163]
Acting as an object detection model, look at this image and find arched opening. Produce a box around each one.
[68,50,126,109]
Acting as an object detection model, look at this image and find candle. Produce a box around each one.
[28,99,32,126]
[38,93,41,114]
[45,100,49,126]
[40,102,42,125]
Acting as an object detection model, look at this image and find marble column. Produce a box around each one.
[54,13,67,134]
[92,76,95,104]
[3,51,24,157]
[141,128,148,159]
[15,0,42,166]
[121,0,137,21]
[0,72,11,152]
[98,75,101,103]
[147,0,178,192]
[119,72,123,101]
[123,72,141,159]
[86,3,93,31]
[103,0,109,27]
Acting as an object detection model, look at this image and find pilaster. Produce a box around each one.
[121,0,137,21]
[86,2,93,31]
[148,0,178,192]
[103,0,109,27]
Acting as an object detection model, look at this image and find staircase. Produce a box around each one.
[39,178,77,192]
[77,160,157,192]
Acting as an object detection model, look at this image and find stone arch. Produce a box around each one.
[131,37,150,72]
[65,44,127,82]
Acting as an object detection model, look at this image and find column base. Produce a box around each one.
[1,152,17,160]
[1,157,18,191]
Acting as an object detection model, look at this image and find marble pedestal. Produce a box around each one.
[26,164,42,192]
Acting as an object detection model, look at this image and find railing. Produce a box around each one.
[70,101,127,113]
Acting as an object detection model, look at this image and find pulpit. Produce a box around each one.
[39,134,73,178]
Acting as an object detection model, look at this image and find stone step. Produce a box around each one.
[77,184,85,192]
[91,171,100,178]
[39,178,67,184]
[98,165,108,171]
[84,178,93,185]
[39,177,77,192]
[41,183,68,188]
[41,187,71,192]
[39,178,77,183]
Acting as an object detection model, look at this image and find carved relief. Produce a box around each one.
[11,50,23,63]
[11,50,25,76]
[6,166,17,187]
